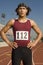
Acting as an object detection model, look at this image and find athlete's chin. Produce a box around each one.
[19,15,26,17]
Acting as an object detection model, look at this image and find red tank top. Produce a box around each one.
[13,19,31,47]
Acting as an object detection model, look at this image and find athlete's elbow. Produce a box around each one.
[39,31,42,39]
[0,30,5,37]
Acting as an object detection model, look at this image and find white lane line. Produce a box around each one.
[32,54,35,65]
[0,51,10,56]
[32,44,43,65]
[7,60,11,65]
[35,63,43,64]
[0,50,10,54]
[0,57,10,62]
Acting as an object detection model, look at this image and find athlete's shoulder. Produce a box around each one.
[28,18,35,23]
[28,18,36,26]
[7,18,16,26]
[9,18,15,23]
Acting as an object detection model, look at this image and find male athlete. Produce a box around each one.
[0,3,42,65]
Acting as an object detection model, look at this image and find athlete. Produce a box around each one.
[0,3,42,65]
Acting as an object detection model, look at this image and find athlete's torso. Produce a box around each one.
[12,19,31,47]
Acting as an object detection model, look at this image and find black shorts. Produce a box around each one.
[12,47,32,65]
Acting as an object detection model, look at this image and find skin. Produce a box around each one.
[0,6,42,65]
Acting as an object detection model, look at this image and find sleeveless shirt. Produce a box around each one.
[13,19,31,47]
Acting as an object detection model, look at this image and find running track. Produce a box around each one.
[0,42,43,65]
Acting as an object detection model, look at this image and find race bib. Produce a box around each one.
[16,31,29,40]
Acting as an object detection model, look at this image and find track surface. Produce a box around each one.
[0,42,43,65]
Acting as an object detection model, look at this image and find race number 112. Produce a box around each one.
[16,31,29,40]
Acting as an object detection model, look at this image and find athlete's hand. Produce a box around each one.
[13,42,18,48]
[27,42,36,49]
[8,42,18,49]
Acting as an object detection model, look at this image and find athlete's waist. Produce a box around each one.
[14,40,30,47]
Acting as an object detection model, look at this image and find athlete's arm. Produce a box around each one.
[27,19,42,49]
[0,19,17,49]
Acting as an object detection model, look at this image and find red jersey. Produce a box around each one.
[13,19,31,47]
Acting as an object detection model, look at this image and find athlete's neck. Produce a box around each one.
[18,16,28,23]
